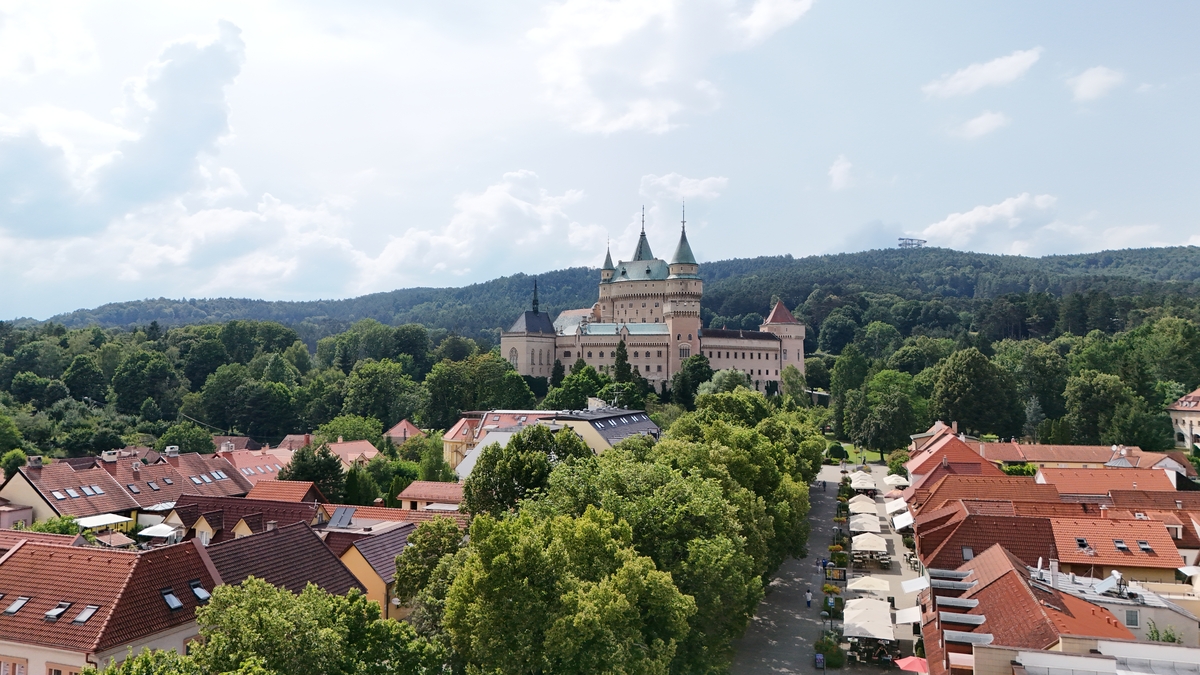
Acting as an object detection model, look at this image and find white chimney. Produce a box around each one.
[26,456,42,468]
[266,521,277,531]
[166,446,180,458]
[101,450,119,463]
[1049,559,1060,589]
[132,462,140,475]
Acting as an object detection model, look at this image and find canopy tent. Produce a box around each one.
[884,474,910,487]
[852,532,888,553]
[843,598,895,641]
[848,494,875,507]
[884,499,908,515]
[892,512,915,530]
[901,576,930,593]
[850,514,882,533]
[884,489,905,499]
[851,476,878,490]
[847,576,892,593]
[894,606,923,625]
[849,501,878,515]
[75,513,132,529]
[137,523,179,538]
[1179,566,1200,578]
[848,470,872,481]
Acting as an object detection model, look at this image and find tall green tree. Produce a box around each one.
[613,339,632,383]
[830,344,869,439]
[343,463,381,505]
[316,414,382,445]
[342,359,430,428]
[394,517,464,605]
[1063,369,1136,444]
[462,425,590,516]
[155,421,217,454]
[183,339,229,389]
[931,348,1023,437]
[111,350,179,416]
[62,354,107,403]
[279,445,346,503]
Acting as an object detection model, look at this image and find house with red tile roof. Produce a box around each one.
[326,439,379,469]
[164,494,324,546]
[1169,386,1200,450]
[385,420,425,445]
[916,509,1058,570]
[317,503,470,530]
[1047,517,1183,582]
[1035,467,1176,497]
[212,435,261,451]
[920,543,1134,675]
[205,522,362,597]
[163,452,253,498]
[214,447,294,484]
[397,481,463,511]
[0,539,219,672]
[276,434,310,451]
[906,435,993,485]
[909,476,1060,516]
[246,480,327,503]
[442,411,556,469]
[0,457,140,523]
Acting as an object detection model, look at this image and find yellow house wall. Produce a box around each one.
[339,547,406,621]
[0,473,57,523]
[555,421,611,454]
[193,516,216,545]
[232,520,254,538]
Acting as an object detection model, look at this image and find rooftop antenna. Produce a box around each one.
[532,278,539,314]
[681,200,686,231]
[641,206,645,234]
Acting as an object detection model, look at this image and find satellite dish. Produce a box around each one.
[391,597,402,606]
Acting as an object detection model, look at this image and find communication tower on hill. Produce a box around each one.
[898,237,926,249]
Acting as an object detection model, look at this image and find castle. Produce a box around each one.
[500,221,806,393]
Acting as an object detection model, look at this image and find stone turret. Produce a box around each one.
[668,224,699,279]
[601,245,614,283]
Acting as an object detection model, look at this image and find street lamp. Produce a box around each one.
[820,610,832,632]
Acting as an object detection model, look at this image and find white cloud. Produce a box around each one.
[953,111,1010,139]
[919,193,1056,249]
[0,2,98,81]
[828,155,852,190]
[1067,66,1125,101]
[639,172,728,201]
[922,48,1042,98]
[528,0,811,133]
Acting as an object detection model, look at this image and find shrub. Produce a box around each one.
[903,536,915,551]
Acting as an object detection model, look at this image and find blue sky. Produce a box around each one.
[1,1,1198,319]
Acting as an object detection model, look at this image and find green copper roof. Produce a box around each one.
[602,246,614,270]
[631,230,654,261]
[670,226,697,265]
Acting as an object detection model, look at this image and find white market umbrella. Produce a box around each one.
[850,514,881,533]
[852,477,878,490]
[884,499,908,515]
[852,532,888,553]
[849,501,878,515]
[849,495,875,507]
[843,598,895,641]
[884,474,910,487]
[847,576,892,593]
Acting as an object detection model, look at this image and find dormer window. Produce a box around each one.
[1138,541,1153,552]
[44,602,71,622]
[1114,539,1129,551]
[1076,537,1088,549]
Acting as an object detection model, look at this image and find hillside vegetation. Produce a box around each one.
[31,246,1200,346]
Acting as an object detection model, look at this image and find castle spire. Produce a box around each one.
[631,205,654,261]
[670,202,697,265]
[602,240,614,270]
[532,278,539,314]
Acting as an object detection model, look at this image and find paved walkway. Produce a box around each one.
[730,463,923,675]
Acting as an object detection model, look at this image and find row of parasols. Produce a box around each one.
[847,470,910,492]
[846,493,914,533]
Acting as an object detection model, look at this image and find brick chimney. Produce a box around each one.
[132,462,140,476]
[951,421,958,433]
[338,436,343,443]
[373,498,384,506]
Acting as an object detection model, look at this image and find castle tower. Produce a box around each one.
[664,206,702,365]
[601,243,614,283]
[760,301,806,374]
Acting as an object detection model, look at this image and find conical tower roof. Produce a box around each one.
[670,225,697,265]
[602,245,614,270]
[631,229,654,261]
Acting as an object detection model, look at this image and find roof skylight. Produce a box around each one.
[51,491,65,500]
[73,605,99,624]
[81,486,95,496]
[161,478,173,485]
[91,484,105,494]
[147,481,160,491]
[161,589,183,611]
[65,489,80,498]
[190,476,203,485]
[44,602,71,622]
[189,580,211,603]
[4,596,30,615]
[127,484,141,494]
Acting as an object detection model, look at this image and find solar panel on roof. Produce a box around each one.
[91,484,105,494]
[81,486,95,496]
[329,506,356,528]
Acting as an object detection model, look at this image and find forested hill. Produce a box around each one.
[34,245,1200,342]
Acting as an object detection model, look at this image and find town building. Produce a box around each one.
[164,494,326,546]
[1033,567,1200,646]
[337,522,418,620]
[398,481,463,511]
[500,223,805,391]
[214,447,294,484]
[1034,468,1178,497]
[204,522,363,597]
[246,480,327,503]
[385,420,425,445]
[1169,387,1200,449]
[326,439,379,469]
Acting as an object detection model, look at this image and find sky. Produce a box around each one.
[1,1,1199,319]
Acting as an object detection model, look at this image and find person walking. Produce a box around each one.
[805,589,813,608]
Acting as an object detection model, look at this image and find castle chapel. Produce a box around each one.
[501,223,806,393]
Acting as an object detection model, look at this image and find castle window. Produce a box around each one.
[680,345,690,359]
[642,303,646,307]
[688,334,692,340]
[599,351,605,358]
[657,365,662,372]
[588,351,593,357]
[657,351,662,357]
[509,348,518,366]
[633,351,639,357]
[783,349,787,360]
[564,351,571,358]
[654,303,659,307]
[677,334,681,340]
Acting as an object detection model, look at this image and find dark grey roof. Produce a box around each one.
[632,230,654,261]
[206,522,363,596]
[699,328,780,342]
[553,410,660,445]
[670,227,698,266]
[507,310,556,334]
[611,258,669,281]
[602,247,614,270]
[351,522,417,585]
